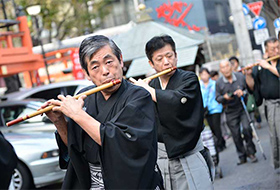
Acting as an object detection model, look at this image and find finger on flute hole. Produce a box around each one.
[36,108,44,116]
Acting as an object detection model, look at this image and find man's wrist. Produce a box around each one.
[53,116,67,126]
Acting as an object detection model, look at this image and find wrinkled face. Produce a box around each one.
[220,61,232,78]
[266,41,279,57]
[84,45,123,94]
[149,44,177,76]
[199,70,210,83]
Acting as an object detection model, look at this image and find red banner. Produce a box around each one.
[70,48,84,80]
[156,1,202,31]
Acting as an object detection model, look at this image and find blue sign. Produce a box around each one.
[242,3,250,15]
[274,18,280,28]
[253,17,266,30]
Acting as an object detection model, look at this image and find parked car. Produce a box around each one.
[0,99,56,132]
[4,131,65,190]
[0,99,65,189]
[0,80,93,189]
[1,79,93,101]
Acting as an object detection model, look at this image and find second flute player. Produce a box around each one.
[245,37,280,173]
[42,35,163,189]
[132,35,214,190]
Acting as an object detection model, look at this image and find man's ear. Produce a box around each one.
[120,54,124,68]
[82,69,91,81]
[175,52,178,63]
[148,60,154,69]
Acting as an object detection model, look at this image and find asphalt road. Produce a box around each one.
[213,120,280,190]
[41,118,280,190]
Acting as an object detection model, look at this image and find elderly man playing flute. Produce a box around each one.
[132,35,214,190]
[41,35,163,189]
[245,37,280,173]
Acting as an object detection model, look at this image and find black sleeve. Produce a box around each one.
[99,88,159,189]
[277,67,280,77]
[0,132,17,189]
[55,131,69,169]
[153,72,203,156]
[155,72,203,131]
[251,67,263,106]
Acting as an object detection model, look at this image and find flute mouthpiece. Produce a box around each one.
[171,66,177,71]
[112,79,121,85]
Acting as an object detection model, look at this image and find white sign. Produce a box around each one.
[253,28,269,45]
[245,15,253,30]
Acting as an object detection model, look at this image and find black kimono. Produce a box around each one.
[149,69,204,159]
[56,79,162,189]
[0,131,17,189]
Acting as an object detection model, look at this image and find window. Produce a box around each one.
[66,86,79,96]
[2,106,43,124]
[215,2,226,26]
[29,88,62,100]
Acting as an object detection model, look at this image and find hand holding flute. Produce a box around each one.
[239,55,280,72]
[7,67,177,127]
[6,80,121,126]
[130,66,177,102]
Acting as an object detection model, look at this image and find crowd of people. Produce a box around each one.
[200,36,279,173]
[1,33,279,190]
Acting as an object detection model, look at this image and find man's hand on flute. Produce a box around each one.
[257,59,271,70]
[129,78,157,102]
[41,99,65,124]
[49,94,87,120]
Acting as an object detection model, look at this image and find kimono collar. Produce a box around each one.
[158,69,178,90]
[95,78,127,123]
[158,78,165,90]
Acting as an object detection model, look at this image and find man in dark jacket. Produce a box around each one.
[216,60,257,165]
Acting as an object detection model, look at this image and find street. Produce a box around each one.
[43,120,280,190]
[214,119,280,189]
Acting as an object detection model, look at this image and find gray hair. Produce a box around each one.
[79,35,122,75]
[264,37,279,47]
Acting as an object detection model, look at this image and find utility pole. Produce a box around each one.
[229,0,254,66]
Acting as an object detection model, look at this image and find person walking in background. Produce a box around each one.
[199,67,225,153]
[210,70,231,141]
[245,37,280,173]
[229,56,241,72]
[132,35,214,190]
[230,56,263,130]
[210,70,219,81]
[216,60,257,165]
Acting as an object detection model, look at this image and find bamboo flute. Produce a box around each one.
[129,66,177,83]
[239,55,280,72]
[7,67,177,127]
[144,66,177,81]
[6,79,121,126]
